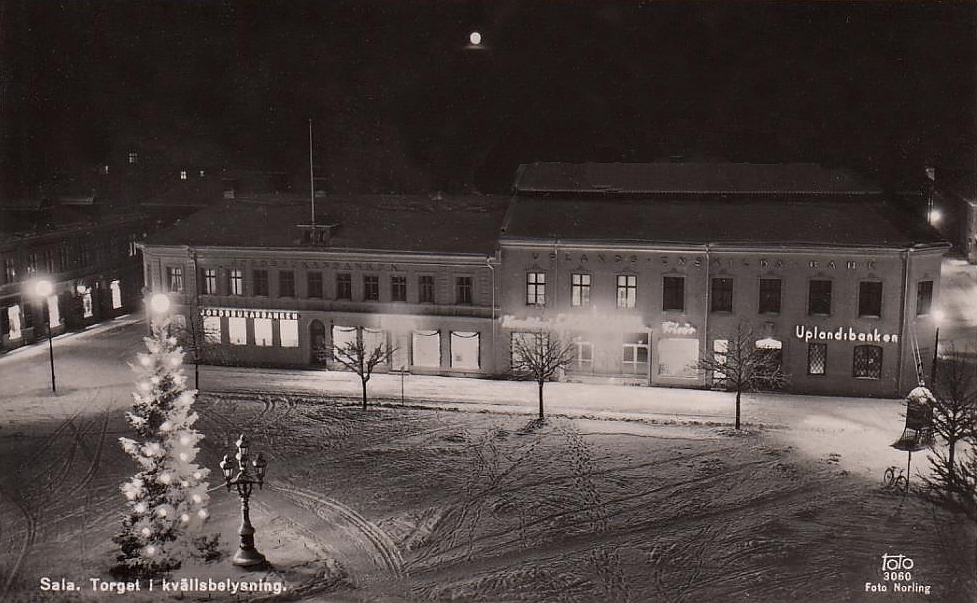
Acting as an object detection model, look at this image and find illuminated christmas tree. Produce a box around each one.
[114,317,211,576]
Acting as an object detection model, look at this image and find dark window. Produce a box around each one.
[307,272,323,298]
[808,343,827,375]
[79,243,90,267]
[571,273,591,307]
[42,249,54,273]
[858,281,883,318]
[201,269,218,295]
[336,273,352,300]
[22,299,33,329]
[616,275,637,308]
[853,345,883,379]
[60,241,71,269]
[279,270,295,297]
[916,280,933,316]
[253,269,269,296]
[456,276,473,304]
[808,280,832,316]
[758,278,782,314]
[526,272,545,305]
[166,267,184,293]
[228,270,243,295]
[663,276,684,312]
[363,275,379,301]
[391,275,407,302]
[711,277,733,313]
[419,275,435,303]
[3,258,16,283]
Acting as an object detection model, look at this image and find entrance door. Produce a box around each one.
[310,320,328,366]
[621,332,649,375]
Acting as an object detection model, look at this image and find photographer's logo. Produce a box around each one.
[864,553,931,595]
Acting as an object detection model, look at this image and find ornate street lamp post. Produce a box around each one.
[219,435,269,567]
[930,309,944,386]
[32,279,57,393]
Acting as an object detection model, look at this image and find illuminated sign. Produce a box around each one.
[794,325,899,344]
[501,313,648,332]
[661,321,697,337]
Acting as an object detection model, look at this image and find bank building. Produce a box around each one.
[140,163,949,397]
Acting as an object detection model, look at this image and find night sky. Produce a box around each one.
[2,0,975,194]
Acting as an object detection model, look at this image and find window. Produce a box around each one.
[808,343,827,375]
[254,318,273,346]
[616,275,637,309]
[79,243,90,267]
[571,273,591,307]
[201,269,218,295]
[128,152,138,164]
[3,258,15,283]
[526,272,545,306]
[758,278,781,314]
[418,275,435,303]
[713,339,728,382]
[307,272,323,298]
[279,270,295,298]
[180,170,187,180]
[711,277,733,313]
[663,276,684,312]
[203,316,221,344]
[61,241,72,267]
[128,234,139,257]
[47,294,60,326]
[450,331,480,369]
[853,345,883,379]
[332,325,358,351]
[110,280,122,309]
[26,252,37,276]
[22,297,33,329]
[858,281,883,318]
[412,330,441,367]
[571,339,594,372]
[279,318,299,347]
[336,273,352,300]
[363,328,386,357]
[622,332,650,375]
[363,275,379,301]
[228,269,243,296]
[391,275,407,302]
[81,291,93,318]
[43,249,54,273]
[808,280,832,316]
[916,280,933,316]
[456,276,473,305]
[166,267,184,293]
[7,305,21,339]
[252,269,269,296]
[228,316,247,345]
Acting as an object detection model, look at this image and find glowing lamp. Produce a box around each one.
[150,293,171,315]
[236,434,251,458]
[933,309,945,325]
[253,453,268,484]
[34,279,53,298]
[219,454,233,484]
[469,31,482,45]
[929,209,942,225]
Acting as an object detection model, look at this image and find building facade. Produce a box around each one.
[139,164,950,398]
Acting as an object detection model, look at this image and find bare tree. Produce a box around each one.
[929,348,977,482]
[331,331,396,410]
[167,313,228,390]
[695,322,789,430]
[510,331,576,420]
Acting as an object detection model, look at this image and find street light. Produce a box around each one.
[32,279,57,394]
[930,309,944,386]
[219,434,269,567]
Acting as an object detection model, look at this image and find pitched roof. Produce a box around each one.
[515,162,882,195]
[143,194,509,256]
[501,196,947,250]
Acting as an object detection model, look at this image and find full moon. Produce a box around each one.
[469,31,482,46]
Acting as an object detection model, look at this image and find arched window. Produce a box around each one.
[853,345,883,379]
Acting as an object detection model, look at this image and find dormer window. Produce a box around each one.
[180,170,187,180]
[128,152,138,164]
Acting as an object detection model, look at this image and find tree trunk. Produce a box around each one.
[735,389,742,430]
[538,381,545,420]
[948,438,956,484]
[361,379,368,411]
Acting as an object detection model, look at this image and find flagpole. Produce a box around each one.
[309,119,315,227]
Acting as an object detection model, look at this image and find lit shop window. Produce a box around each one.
[853,345,882,380]
[622,332,649,375]
[47,295,60,326]
[808,343,827,376]
[171,314,187,330]
[450,331,480,369]
[279,318,299,348]
[7,305,21,339]
[713,339,728,382]
[82,291,93,318]
[332,325,358,351]
[254,318,273,346]
[616,275,637,309]
[110,280,123,309]
[228,317,247,345]
[658,337,698,378]
[526,272,545,306]
[571,338,594,372]
[412,330,441,368]
[391,336,409,370]
[571,273,591,307]
[363,328,386,356]
[203,316,222,344]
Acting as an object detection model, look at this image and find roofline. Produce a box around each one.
[499,237,950,256]
[138,243,497,264]
[514,188,884,196]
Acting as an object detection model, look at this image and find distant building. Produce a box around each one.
[139,163,950,397]
[0,192,152,350]
[924,167,977,263]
